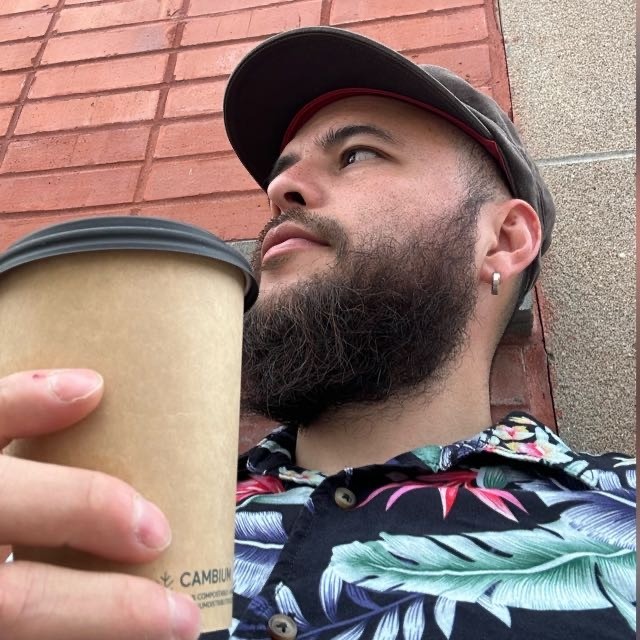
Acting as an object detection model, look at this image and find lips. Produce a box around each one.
[261,222,329,262]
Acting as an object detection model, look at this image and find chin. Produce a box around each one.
[259,257,333,291]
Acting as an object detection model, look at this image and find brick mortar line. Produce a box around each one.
[0,34,53,46]
[319,0,332,24]
[26,0,302,10]
[1,34,492,78]
[398,37,491,55]
[1,37,493,80]
[52,0,305,20]
[1,4,488,53]
[0,8,56,19]
[3,115,228,142]
[2,86,219,111]
[22,85,175,105]
[14,87,222,107]
[0,143,236,178]
[4,119,157,140]
[0,188,263,217]
[0,48,167,75]
[0,159,143,179]
[0,12,184,44]
[0,0,65,169]
[15,79,232,105]
[4,113,225,143]
[182,0,311,20]
[132,0,190,205]
[0,0,315,45]
[332,3,487,29]
[142,149,238,164]
[1,34,265,72]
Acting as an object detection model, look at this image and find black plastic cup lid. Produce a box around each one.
[0,216,258,311]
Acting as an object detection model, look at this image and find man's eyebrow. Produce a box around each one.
[314,124,398,150]
[265,124,399,186]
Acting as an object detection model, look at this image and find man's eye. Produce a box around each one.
[342,148,379,166]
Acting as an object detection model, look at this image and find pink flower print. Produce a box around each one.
[236,475,285,503]
[358,469,527,522]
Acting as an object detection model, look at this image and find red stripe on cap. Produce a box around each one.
[282,87,508,178]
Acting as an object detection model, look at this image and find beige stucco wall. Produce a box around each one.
[498,0,636,454]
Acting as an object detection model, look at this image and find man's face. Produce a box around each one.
[242,96,482,427]
[257,96,472,292]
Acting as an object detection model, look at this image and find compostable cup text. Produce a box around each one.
[0,216,258,633]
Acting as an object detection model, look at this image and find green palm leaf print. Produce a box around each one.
[329,520,635,629]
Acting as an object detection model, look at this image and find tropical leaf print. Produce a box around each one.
[344,582,380,611]
[434,596,456,639]
[331,622,366,640]
[483,424,574,466]
[537,489,636,550]
[275,582,311,629]
[234,511,287,598]
[357,469,527,521]
[257,437,292,459]
[476,594,511,627]
[236,475,285,504]
[600,579,637,631]
[371,606,399,639]
[319,567,344,621]
[275,579,427,640]
[239,485,314,508]
[329,519,636,632]
[402,598,426,640]
[625,469,635,488]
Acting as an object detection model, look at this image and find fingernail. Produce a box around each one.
[47,369,103,403]
[133,495,172,551]
[168,591,201,640]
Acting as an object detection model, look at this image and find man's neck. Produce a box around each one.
[295,354,493,475]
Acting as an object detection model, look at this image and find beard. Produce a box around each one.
[241,203,479,428]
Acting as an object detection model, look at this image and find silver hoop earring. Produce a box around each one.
[491,272,501,296]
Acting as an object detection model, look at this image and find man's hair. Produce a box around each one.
[455,134,525,346]
[457,134,510,212]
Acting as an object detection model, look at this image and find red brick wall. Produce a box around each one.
[0,0,555,450]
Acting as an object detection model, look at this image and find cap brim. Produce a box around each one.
[223,27,492,190]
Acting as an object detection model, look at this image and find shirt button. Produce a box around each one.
[268,614,298,640]
[334,487,357,509]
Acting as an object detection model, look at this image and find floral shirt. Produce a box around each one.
[225,413,636,640]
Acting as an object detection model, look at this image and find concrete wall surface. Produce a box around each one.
[498,0,636,454]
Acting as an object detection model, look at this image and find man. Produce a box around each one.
[0,27,635,640]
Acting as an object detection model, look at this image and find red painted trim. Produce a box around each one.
[281,88,508,176]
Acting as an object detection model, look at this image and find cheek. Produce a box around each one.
[349,188,434,237]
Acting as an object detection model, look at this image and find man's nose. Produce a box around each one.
[266,163,325,214]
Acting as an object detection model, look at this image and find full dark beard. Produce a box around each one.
[241,205,478,428]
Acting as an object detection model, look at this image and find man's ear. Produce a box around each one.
[478,199,542,290]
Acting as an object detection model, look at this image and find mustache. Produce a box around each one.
[258,207,349,249]
[254,207,350,263]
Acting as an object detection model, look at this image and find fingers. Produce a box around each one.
[0,561,201,640]
[0,369,103,447]
[0,455,171,564]
[0,369,199,640]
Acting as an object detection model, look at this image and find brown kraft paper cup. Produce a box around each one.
[0,216,258,634]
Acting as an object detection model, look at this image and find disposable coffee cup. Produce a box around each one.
[0,216,258,634]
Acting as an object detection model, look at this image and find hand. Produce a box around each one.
[0,369,201,640]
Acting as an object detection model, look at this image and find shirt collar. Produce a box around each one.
[239,412,598,487]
